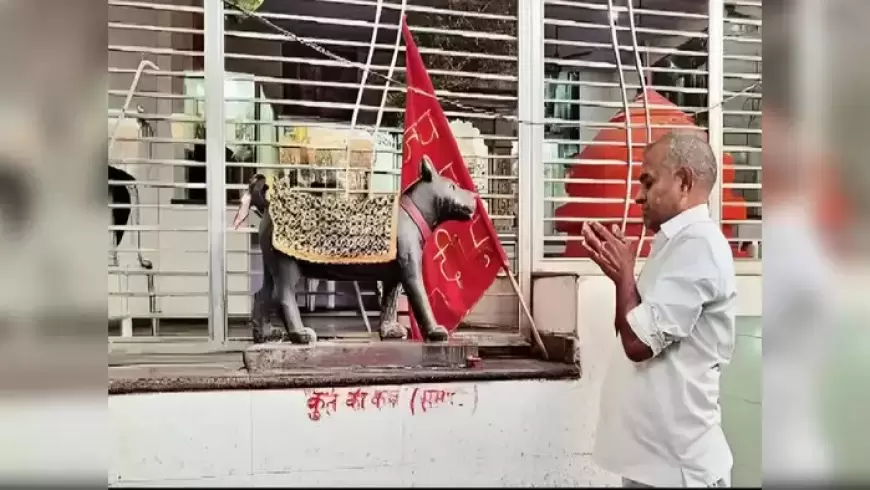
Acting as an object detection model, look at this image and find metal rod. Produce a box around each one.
[205,0,228,345]
[545,1,709,21]
[353,281,373,334]
[108,59,159,156]
[119,266,133,337]
[605,0,635,236]
[109,74,757,103]
[625,0,653,261]
[108,59,159,273]
[506,268,548,360]
[128,184,153,269]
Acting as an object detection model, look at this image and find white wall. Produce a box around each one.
[110,380,616,487]
[578,275,762,327]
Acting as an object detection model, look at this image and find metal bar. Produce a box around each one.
[111,84,518,102]
[108,67,196,78]
[108,22,204,35]
[725,1,761,7]
[223,11,518,40]
[223,51,519,81]
[119,268,133,337]
[306,0,516,20]
[222,31,519,62]
[109,45,203,58]
[111,75,755,101]
[541,120,696,130]
[722,35,761,44]
[204,0,227,345]
[544,18,708,39]
[541,234,757,243]
[110,289,384,298]
[352,281,373,334]
[199,44,720,80]
[547,57,709,76]
[108,59,160,156]
[532,258,762,276]
[109,0,204,13]
[544,39,726,60]
[114,0,513,22]
[517,0,544,331]
[545,0,709,21]
[707,0,725,225]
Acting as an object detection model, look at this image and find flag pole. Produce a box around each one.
[502,265,548,360]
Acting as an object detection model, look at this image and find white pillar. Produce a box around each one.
[706,0,725,225]
[205,0,227,344]
[517,0,545,332]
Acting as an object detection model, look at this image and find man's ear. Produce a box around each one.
[676,167,693,192]
[420,155,435,182]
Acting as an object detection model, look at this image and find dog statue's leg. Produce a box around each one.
[399,253,449,342]
[252,270,287,343]
[378,279,406,340]
[250,277,270,343]
[276,256,316,344]
[253,212,284,342]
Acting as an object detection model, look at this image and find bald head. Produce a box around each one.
[635,130,718,231]
[647,130,718,192]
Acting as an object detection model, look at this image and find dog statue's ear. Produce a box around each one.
[420,155,436,182]
[249,173,266,187]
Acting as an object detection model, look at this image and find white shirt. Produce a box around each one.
[592,204,737,487]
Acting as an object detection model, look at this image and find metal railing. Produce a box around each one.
[107,0,761,347]
[531,0,761,275]
[107,0,521,345]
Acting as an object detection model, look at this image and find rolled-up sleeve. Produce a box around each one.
[626,237,722,357]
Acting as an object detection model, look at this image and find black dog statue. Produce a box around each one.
[233,157,477,344]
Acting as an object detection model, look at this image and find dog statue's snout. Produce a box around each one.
[466,191,477,215]
[455,187,477,218]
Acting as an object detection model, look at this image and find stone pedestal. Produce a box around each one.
[243,341,479,373]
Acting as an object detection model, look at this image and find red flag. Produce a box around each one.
[399,18,509,340]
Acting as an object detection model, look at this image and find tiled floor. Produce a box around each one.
[721,316,762,487]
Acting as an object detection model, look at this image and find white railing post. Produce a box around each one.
[517,0,545,329]
[707,0,725,225]
[205,0,228,344]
